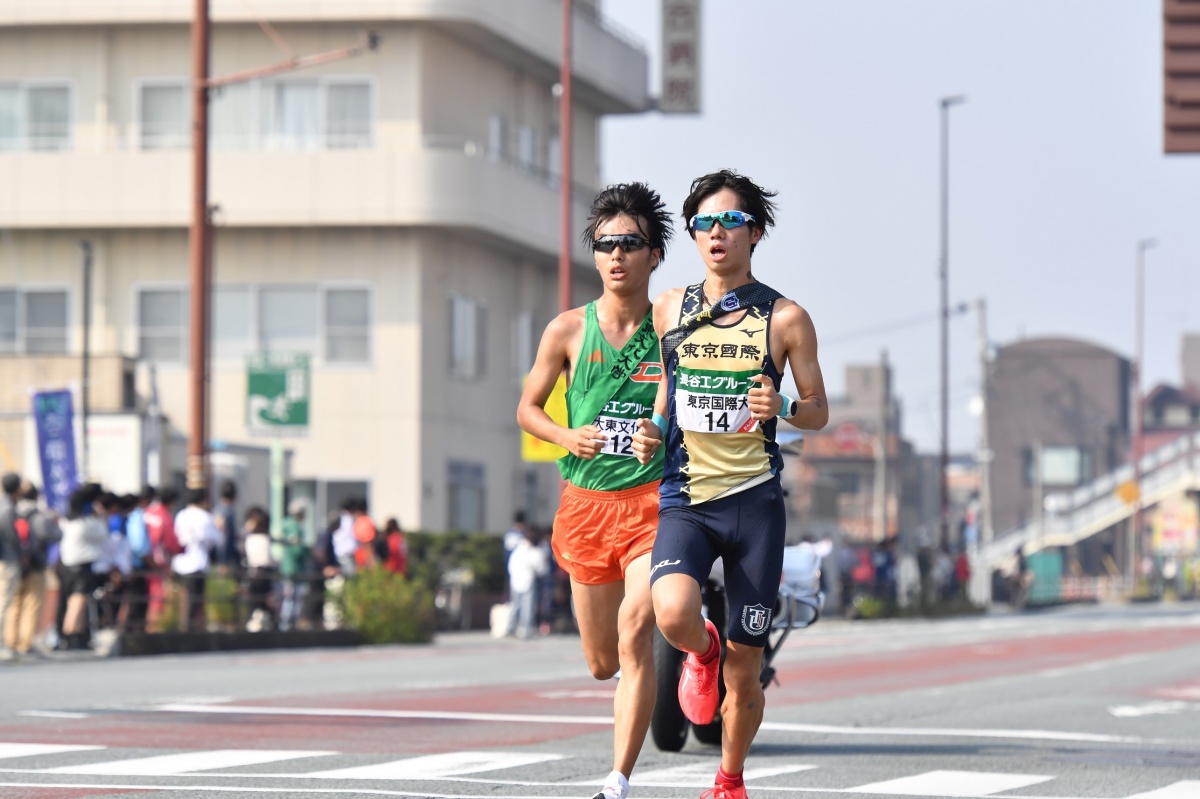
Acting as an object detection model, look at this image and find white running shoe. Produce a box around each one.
[592,770,630,799]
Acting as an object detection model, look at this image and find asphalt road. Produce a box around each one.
[0,602,1198,799]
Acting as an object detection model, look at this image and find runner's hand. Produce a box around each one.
[632,417,663,465]
[747,373,783,422]
[566,424,607,460]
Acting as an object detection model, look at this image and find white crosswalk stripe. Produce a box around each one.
[304,751,564,780]
[847,769,1054,796]
[631,760,817,787]
[45,749,335,775]
[0,744,104,760]
[1,742,1197,798]
[1123,783,1200,799]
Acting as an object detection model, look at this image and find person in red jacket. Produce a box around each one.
[381,518,407,576]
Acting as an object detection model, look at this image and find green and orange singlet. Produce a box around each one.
[557,302,665,492]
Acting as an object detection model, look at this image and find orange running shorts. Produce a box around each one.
[551,480,660,585]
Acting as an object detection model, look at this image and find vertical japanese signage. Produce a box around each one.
[660,0,701,114]
[32,389,79,513]
[246,353,310,436]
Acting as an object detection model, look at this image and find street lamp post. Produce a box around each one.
[1131,237,1157,589]
[939,94,966,550]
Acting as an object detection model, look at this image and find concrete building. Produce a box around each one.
[0,0,649,531]
[985,337,1131,540]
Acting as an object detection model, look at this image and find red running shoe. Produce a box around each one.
[699,782,747,799]
[678,619,720,725]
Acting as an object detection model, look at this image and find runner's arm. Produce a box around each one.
[632,290,676,464]
[777,303,829,430]
[516,313,608,460]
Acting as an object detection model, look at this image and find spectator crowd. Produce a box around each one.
[0,471,409,657]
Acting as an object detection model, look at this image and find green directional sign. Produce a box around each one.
[246,352,310,436]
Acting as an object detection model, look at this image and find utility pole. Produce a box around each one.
[79,240,93,482]
[558,0,573,315]
[186,0,211,491]
[938,94,966,550]
[185,3,376,491]
[976,297,993,551]
[874,350,889,542]
[1131,237,1157,589]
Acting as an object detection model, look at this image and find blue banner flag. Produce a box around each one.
[33,389,79,514]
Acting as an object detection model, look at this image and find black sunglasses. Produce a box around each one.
[593,234,650,254]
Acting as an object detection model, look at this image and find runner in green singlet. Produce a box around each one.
[517,183,674,799]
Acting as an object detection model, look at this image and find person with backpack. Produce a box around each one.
[123,490,154,633]
[3,482,61,656]
[0,473,27,659]
[142,487,182,628]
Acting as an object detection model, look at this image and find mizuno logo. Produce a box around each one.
[740,328,763,338]
[650,558,682,576]
[587,348,605,363]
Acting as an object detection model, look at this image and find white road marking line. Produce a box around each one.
[1123,782,1200,798]
[0,744,103,759]
[45,749,335,775]
[847,769,1053,796]
[17,711,90,719]
[535,689,614,699]
[759,721,1147,744]
[1108,701,1193,717]
[145,703,1154,745]
[304,752,564,780]
[151,703,613,725]
[631,760,817,787]
[0,783,595,798]
[0,779,1115,799]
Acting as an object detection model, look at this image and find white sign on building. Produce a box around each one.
[660,0,701,114]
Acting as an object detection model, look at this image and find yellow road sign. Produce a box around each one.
[521,374,569,462]
[1115,480,1140,505]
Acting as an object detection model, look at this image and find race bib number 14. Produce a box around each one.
[675,389,759,434]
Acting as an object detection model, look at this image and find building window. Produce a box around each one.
[260,78,373,151]
[138,81,189,150]
[137,287,189,362]
[324,288,370,363]
[487,114,506,162]
[513,311,534,377]
[0,82,71,151]
[213,285,253,361]
[517,125,537,172]
[325,81,372,149]
[450,295,486,380]
[448,461,486,531]
[24,290,68,354]
[0,288,68,354]
[260,285,319,353]
[1025,445,1092,487]
[546,134,561,186]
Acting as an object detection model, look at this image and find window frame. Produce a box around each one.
[258,74,376,152]
[133,77,191,151]
[321,281,374,368]
[131,282,190,365]
[0,283,72,355]
[0,78,75,152]
[448,292,487,381]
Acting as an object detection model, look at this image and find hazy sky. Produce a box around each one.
[599,0,1200,455]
